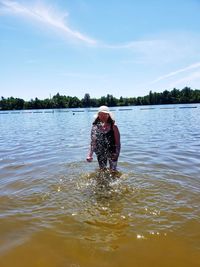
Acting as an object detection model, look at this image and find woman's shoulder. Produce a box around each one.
[112,123,118,128]
[112,124,120,132]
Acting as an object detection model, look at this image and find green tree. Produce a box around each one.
[180,87,192,103]
[68,96,81,108]
[82,93,91,107]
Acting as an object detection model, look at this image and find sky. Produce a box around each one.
[1,0,200,100]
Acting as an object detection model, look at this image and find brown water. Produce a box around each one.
[0,105,200,267]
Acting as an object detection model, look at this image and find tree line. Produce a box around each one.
[0,87,200,110]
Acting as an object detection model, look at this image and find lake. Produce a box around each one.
[0,104,200,267]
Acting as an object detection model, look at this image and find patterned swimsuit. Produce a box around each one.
[92,123,117,169]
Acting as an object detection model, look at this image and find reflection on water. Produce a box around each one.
[0,105,200,267]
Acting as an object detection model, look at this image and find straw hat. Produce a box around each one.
[94,105,115,121]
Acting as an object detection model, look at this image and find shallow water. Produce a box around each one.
[0,104,200,267]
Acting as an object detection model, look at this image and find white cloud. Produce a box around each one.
[0,0,97,45]
[151,62,200,83]
[101,40,158,49]
[169,71,200,88]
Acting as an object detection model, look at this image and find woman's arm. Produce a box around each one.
[113,124,121,158]
[86,125,96,162]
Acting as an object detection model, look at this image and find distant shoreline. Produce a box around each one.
[1,87,200,110]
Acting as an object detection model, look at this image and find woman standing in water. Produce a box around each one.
[86,106,121,171]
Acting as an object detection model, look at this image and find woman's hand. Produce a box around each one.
[86,156,93,162]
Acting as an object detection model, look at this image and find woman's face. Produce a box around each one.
[98,112,109,122]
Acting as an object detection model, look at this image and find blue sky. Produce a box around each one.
[1,0,200,100]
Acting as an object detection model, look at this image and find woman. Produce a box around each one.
[86,106,121,171]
